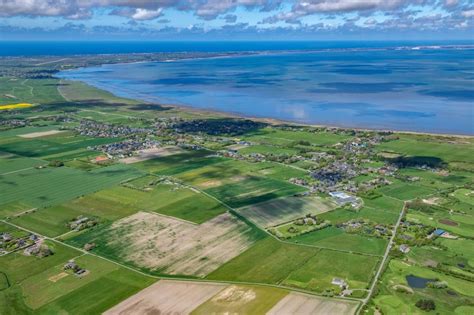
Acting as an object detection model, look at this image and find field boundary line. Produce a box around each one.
[0,167,37,176]
[143,210,198,225]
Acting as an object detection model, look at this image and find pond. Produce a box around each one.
[406,275,434,289]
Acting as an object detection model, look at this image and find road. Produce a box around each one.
[358,202,406,313]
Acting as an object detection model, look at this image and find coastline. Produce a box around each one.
[61,77,473,139]
[53,46,474,138]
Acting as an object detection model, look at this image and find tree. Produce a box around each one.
[415,299,435,311]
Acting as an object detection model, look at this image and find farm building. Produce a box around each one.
[399,244,410,253]
[332,278,347,288]
[329,191,358,205]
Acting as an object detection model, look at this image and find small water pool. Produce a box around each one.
[406,275,434,289]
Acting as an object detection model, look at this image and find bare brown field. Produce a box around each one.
[18,130,66,138]
[109,211,255,276]
[120,146,184,164]
[266,292,359,315]
[104,280,226,315]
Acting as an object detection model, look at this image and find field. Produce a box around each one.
[67,211,258,276]
[242,127,351,147]
[377,182,435,201]
[0,78,65,105]
[288,227,388,255]
[0,132,119,159]
[105,280,226,315]
[120,146,184,164]
[267,292,359,315]
[207,237,379,293]
[0,103,34,110]
[78,182,228,224]
[205,175,307,208]
[0,164,143,212]
[282,250,379,292]
[0,242,155,314]
[0,153,46,175]
[238,196,337,227]
[192,284,289,315]
[377,134,474,164]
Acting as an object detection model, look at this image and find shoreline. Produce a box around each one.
[53,48,474,138]
[164,102,474,139]
[60,76,473,138]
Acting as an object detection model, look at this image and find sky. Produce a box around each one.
[0,0,473,41]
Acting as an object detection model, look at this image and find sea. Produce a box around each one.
[7,41,472,135]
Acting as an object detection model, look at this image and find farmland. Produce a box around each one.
[238,195,337,227]
[0,56,472,315]
[67,212,258,276]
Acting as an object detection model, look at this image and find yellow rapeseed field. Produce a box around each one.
[0,103,34,110]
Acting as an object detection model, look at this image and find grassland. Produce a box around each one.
[288,227,388,255]
[0,78,65,105]
[377,134,474,164]
[0,132,119,159]
[0,241,155,315]
[205,175,307,208]
[207,237,379,293]
[75,182,228,224]
[0,164,143,212]
[238,196,337,227]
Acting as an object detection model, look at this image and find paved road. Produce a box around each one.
[358,202,406,313]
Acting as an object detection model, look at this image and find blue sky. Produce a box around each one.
[0,1,473,40]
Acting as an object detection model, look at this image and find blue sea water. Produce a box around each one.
[55,44,474,134]
[0,40,469,56]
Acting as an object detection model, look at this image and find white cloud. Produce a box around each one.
[461,9,474,18]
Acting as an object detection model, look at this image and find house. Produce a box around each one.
[332,278,347,288]
[64,260,77,270]
[399,244,410,254]
[434,229,446,237]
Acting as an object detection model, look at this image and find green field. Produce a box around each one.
[0,242,155,315]
[242,127,351,147]
[289,226,388,255]
[0,78,65,105]
[377,182,435,201]
[205,175,307,208]
[0,164,144,212]
[207,237,379,293]
[377,134,474,164]
[75,183,228,224]
[0,133,119,159]
[282,250,379,292]
[238,196,337,227]
[0,154,46,175]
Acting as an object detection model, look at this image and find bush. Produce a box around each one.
[48,160,64,167]
[415,299,435,311]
